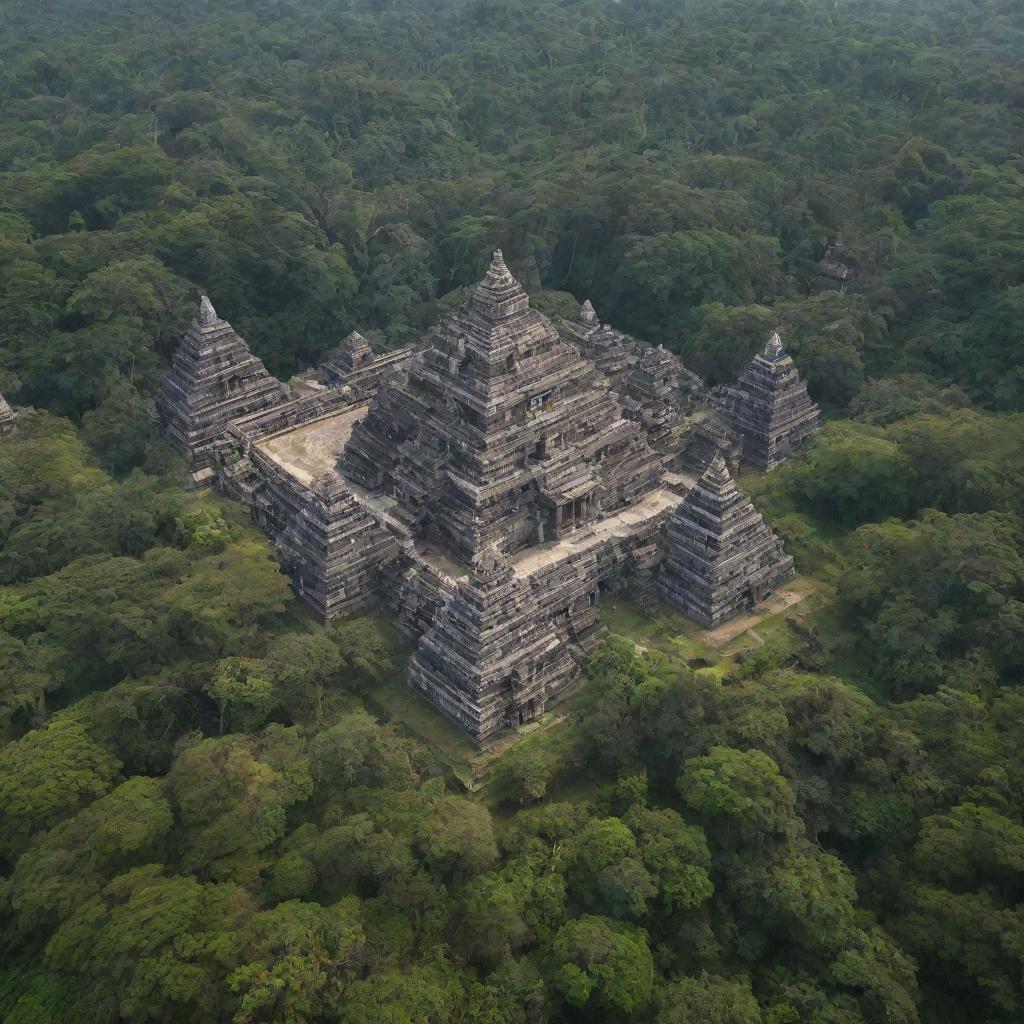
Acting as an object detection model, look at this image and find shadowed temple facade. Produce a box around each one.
[154,251,821,743]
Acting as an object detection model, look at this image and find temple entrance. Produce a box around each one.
[558,495,590,531]
[507,698,537,728]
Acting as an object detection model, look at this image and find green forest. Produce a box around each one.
[1,0,1023,1020]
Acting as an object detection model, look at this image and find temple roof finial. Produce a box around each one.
[311,470,348,502]
[0,391,15,436]
[470,246,528,321]
[198,295,219,326]
[764,330,785,360]
[480,248,517,290]
[704,452,730,482]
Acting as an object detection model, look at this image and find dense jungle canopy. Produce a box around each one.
[0,0,1023,1021]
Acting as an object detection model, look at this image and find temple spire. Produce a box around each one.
[155,293,287,481]
[469,246,529,323]
[577,299,598,325]
[472,248,521,300]
[702,452,730,486]
[716,328,821,470]
[658,456,794,627]
[487,248,514,285]
[764,330,784,359]
[198,295,219,326]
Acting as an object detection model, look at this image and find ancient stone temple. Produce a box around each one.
[0,392,15,436]
[325,331,374,377]
[340,251,664,562]
[275,471,401,620]
[155,296,288,483]
[156,250,812,747]
[658,455,794,627]
[717,331,821,471]
[408,544,577,740]
[562,298,640,383]
[617,344,701,455]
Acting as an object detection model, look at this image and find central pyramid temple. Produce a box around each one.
[340,250,664,562]
[155,250,816,744]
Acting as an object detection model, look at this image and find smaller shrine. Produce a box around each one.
[659,454,794,627]
[562,298,640,383]
[322,331,375,382]
[816,240,854,292]
[717,331,821,471]
[155,296,288,483]
[407,545,577,741]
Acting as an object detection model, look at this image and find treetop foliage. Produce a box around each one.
[1,0,1023,1020]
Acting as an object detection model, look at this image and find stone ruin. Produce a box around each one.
[154,296,288,486]
[156,253,819,744]
[408,544,577,737]
[658,454,794,627]
[0,392,16,436]
[717,331,822,471]
[339,252,664,562]
[817,240,854,292]
[325,330,375,377]
[275,471,400,621]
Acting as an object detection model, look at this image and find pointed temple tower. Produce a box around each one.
[658,455,794,627]
[407,544,577,741]
[155,296,287,482]
[0,392,16,436]
[323,330,375,382]
[275,471,400,619]
[717,331,821,471]
[340,251,663,562]
[562,298,639,382]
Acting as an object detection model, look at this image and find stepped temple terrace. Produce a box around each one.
[156,251,822,743]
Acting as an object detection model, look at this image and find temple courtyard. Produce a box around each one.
[256,404,369,485]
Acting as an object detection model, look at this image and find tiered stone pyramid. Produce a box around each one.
[408,544,577,741]
[0,392,15,436]
[323,331,375,382]
[718,331,821,470]
[275,471,400,619]
[617,344,699,454]
[155,296,287,477]
[340,251,663,562]
[562,298,640,382]
[658,454,794,627]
